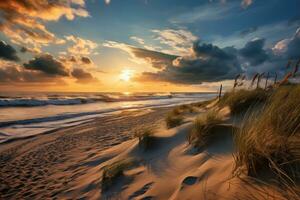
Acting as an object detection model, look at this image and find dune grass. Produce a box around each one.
[165,103,201,129]
[234,85,300,186]
[188,110,223,148]
[219,88,269,114]
[102,158,136,191]
[134,127,156,150]
[165,108,184,129]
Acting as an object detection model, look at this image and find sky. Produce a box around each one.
[0,0,300,92]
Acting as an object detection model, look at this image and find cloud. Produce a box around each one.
[193,42,237,60]
[130,47,178,69]
[104,27,300,85]
[241,0,253,9]
[130,36,145,45]
[240,27,258,37]
[273,28,300,59]
[81,56,92,64]
[0,41,20,61]
[105,40,240,84]
[107,29,196,57]
[134,28,300,85]
[0,60,66,84]
[285,28,300,59]
[71,68,99,83]
[130,36,161,52]
[152,29,197,55]
[65,35,98,55]
[135,41,241,84]
[0,53,99,86]
[103,40,178,67]
[239,38,269,66]
[212,21,299,49]
[23,54,69,76]
[104,0,111,5]
[0,0,89,51]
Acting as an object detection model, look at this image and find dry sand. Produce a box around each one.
[0,108,169,199]
[0,105,293,200]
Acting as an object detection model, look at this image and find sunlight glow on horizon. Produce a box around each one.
[119,69,134,82]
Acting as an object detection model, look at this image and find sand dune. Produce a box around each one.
[0,103,295,199]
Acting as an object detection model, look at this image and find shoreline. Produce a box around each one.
[0,94,216,143]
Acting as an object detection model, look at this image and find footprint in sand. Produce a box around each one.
[128,182,154,199]
[182,176,198,186]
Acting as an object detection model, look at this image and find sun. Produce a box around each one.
[119,69,134,82]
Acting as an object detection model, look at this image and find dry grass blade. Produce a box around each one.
[279,72,293,85]
[251,73,259,87]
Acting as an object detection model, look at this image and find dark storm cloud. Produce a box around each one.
[23,54,69,76]
[71,68,98,84]
[285,28,300,59]
[0,65,65,83]
[135,41,241,84]
[0,41,20,61]
[193,42,237,60]
[134,27,300,85]
[239,27,258,37]
[81,56,92,64]
[239,38,269,66]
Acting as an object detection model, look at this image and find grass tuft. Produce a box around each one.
[165,104,198,129]
[188,110,223,148]
[234,84,300,185]
[102,158,136,191]
[219,88,268,114]
[134,127,156,150]
[165,112,184,129]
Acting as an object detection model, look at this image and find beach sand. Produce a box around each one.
[0,108,170,199]
[0,104,294,199]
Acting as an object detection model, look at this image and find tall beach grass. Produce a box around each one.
[234,85,300,187]
[219,88,269,114]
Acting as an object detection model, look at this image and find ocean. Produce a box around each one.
[0,92,216,143]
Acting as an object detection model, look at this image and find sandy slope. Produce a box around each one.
[65,106,288,200]
[77,119,238,200]
[0,105,293,199]
[0,108,170,199]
